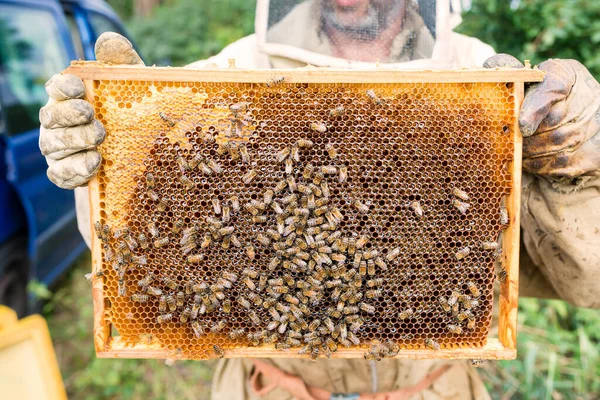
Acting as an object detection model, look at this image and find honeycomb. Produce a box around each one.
[90,76,516,360]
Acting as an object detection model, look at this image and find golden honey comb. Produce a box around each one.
[67,63,544,361]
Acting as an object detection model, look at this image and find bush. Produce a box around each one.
[456,0,600,78]
[126,0,255,66]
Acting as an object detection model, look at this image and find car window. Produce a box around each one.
[88,12,124,38]
[0,5,68,136]
[65,12,85,60]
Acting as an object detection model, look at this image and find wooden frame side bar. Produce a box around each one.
[498,83,523,351]
[65,62,545,84]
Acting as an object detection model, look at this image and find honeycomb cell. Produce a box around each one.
[92,79,515,360]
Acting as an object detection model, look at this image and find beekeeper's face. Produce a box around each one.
[321,0,404,41]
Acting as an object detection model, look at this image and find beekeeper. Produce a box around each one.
[39,1,599,399]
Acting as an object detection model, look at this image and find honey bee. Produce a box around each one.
[207,159,223,174]
[188,154,204,170]
[366,89,383,105]
[500,205,509,226]
[147,189,160,202]
[161,276,178,290]
[84,269,104,282]
[217,226,233,237]
[230,142,241,161]
[180,175,194,189]
[467,317,477,330]
[470,359,487,368]
[248,292,263,306]
[439,296,451,312]
[354,199,369,214]
[147,222,159,238]
[398,308,414,320]
[224,197,239,214]
[366,289,382,299]
[229,101,249,116]
[359,302,375,314]
[366,278,383,288]
[228,328,246,340]
[452,187,470,201]
[113,227,130,240]
[448,291,460,306]
[212,345,225,359]
[310,122,327,133]
[163,294,175,311]
[211,319,227,333]
[481,241,499,250]
[151,237,168,249]
[101,224,110,242]
[372,257,387,272]
[466,281,480,297]
[191,321,205,338]
[240,276,255,290]
[230,234,242,248]
[266,76,285,87]
[328,105,346,117]
[447,324,463,334]
[425,338,440,351]
[497,268,507,283]
[242,169,257,185]
[221,299,231,314]
[455,246,471,260]
[249,310,261,326]
[138,273,154,288]
[157,313,173,324]
[321,166,337,175]
[452,199,470,215]
[157,198,169,212]
[200,162,213,175]
[94,221,104,242]
[257,233,271,247]
[217,141,231,156]
[179,307,191,323]
[159,112,175,127]
[131,293,149,303]
[290,145,300,162]
[383,247,400,263]
[410,201,423,217]
[172,293,185,310]
[159,295,167,312]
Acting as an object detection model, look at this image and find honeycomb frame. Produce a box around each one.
[66,62,544,361]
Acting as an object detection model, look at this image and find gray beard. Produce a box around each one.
[321,0,402,41]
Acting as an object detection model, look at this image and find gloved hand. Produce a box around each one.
[39,32,144,189]
[484,54,600,184]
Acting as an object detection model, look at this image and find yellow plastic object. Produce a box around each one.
[0,305,66,400]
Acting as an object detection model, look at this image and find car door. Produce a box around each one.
[0,0,86,285]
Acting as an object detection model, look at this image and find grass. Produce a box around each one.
[39,253,599,399]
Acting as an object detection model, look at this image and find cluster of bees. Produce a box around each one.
[92,81,511,363]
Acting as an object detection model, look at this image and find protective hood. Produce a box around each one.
[256,0,461,69]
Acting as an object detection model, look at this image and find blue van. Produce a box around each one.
[0,0,138,315]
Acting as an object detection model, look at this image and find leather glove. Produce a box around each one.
[484,55,600,185]
[39,32,144,189]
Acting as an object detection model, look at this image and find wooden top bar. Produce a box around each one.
[65,61,545,84]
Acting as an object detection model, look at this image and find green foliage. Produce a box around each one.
[106,0,135,21]
[480,298,600,399]
[456,0,600,78]
[126,0,255,66]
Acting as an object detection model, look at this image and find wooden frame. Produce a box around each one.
[66,62,543,360]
